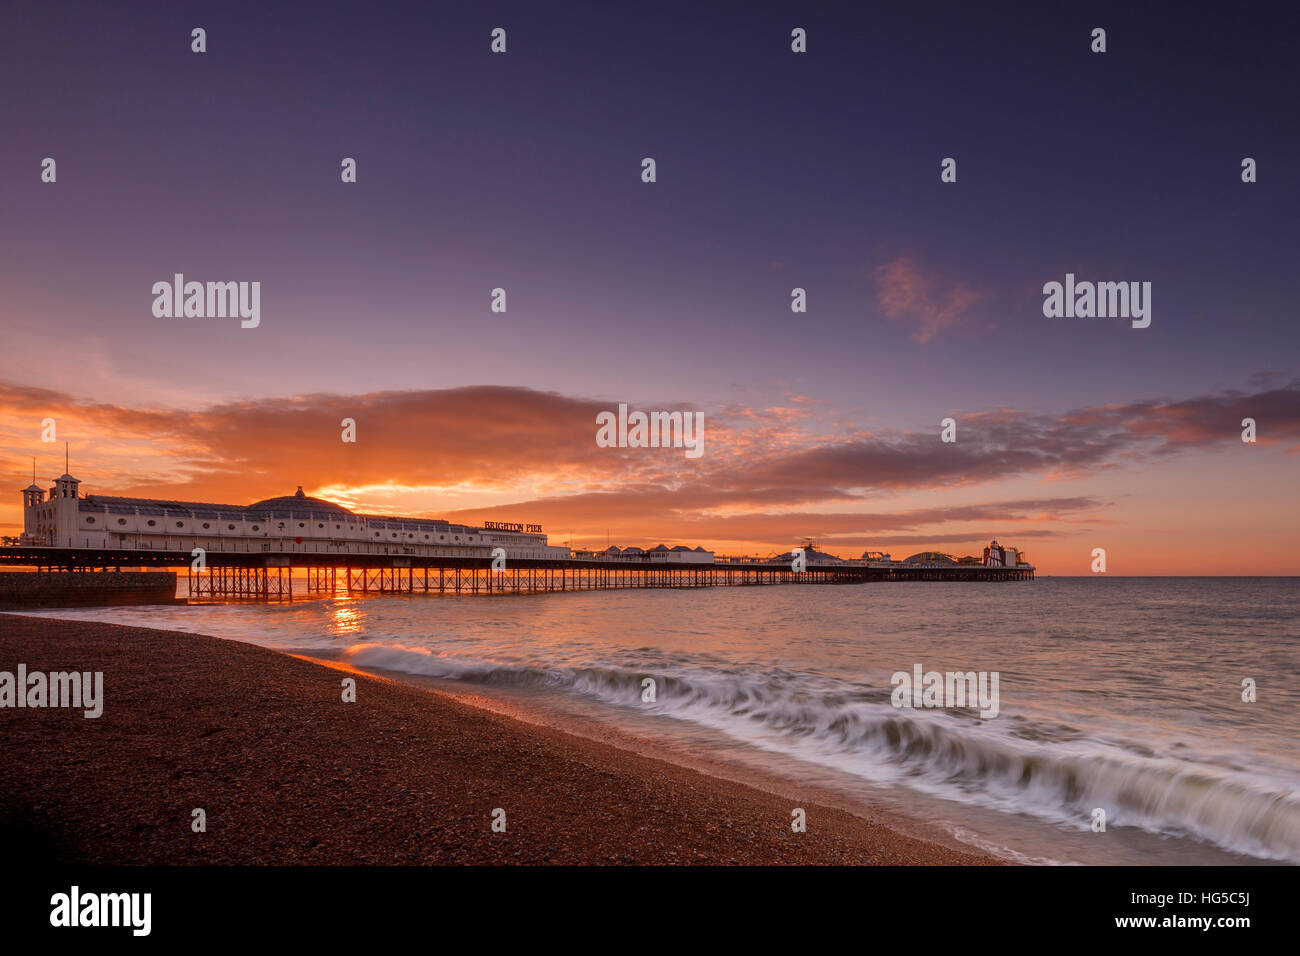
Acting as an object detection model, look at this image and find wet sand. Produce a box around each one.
[0,614,995,865]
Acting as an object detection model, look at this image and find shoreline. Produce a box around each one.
[342,659,1018,861]
[0,613,996,865]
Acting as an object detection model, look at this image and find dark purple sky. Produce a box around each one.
[2,1,1298,571]
[4,0,1296,417]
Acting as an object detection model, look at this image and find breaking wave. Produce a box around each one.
[343,641,1300,863]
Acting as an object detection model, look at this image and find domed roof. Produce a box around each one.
[902,551,956,565]
[248,486,355,516]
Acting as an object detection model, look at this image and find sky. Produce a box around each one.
[1,0,1297,574]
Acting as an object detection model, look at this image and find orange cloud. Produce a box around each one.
[2,379,1298,571]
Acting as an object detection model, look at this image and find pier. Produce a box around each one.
[2,479,1032,603]
[0,546,1033,603]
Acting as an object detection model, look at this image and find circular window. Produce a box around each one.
[117,518,127,526]
[298,523,305,529]
[147,520,156,527]
[252,525,260,531]
[175,521,184,528]
[227,524,235,530]
[318,523,324,529]
[86,517,95,524]
[391,533,398,538]
[202,522,210,529]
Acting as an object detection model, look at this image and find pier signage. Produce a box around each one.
[484,521,543,534]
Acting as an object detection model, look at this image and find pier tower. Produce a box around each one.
[24,471,80,547]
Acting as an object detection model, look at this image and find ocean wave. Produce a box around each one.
[342,641,1300,863]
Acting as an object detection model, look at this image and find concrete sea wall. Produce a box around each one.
[0,571,181,609]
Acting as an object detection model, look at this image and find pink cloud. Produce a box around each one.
[875,256,984,343]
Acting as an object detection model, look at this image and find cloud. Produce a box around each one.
[875,256,984,343]
[464,495,1103,548]
[1,379,1296,555]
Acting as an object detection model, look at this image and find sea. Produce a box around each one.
[18,576,1299,865]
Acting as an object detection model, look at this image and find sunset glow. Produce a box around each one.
[2,380,1295,574]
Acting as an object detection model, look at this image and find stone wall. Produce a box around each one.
[0,572,181,609]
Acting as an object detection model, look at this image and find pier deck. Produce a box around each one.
[0,547,1033,602]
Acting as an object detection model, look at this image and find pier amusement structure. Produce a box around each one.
[1,475,1034,603]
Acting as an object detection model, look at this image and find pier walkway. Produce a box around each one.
[0,546,1034,602]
